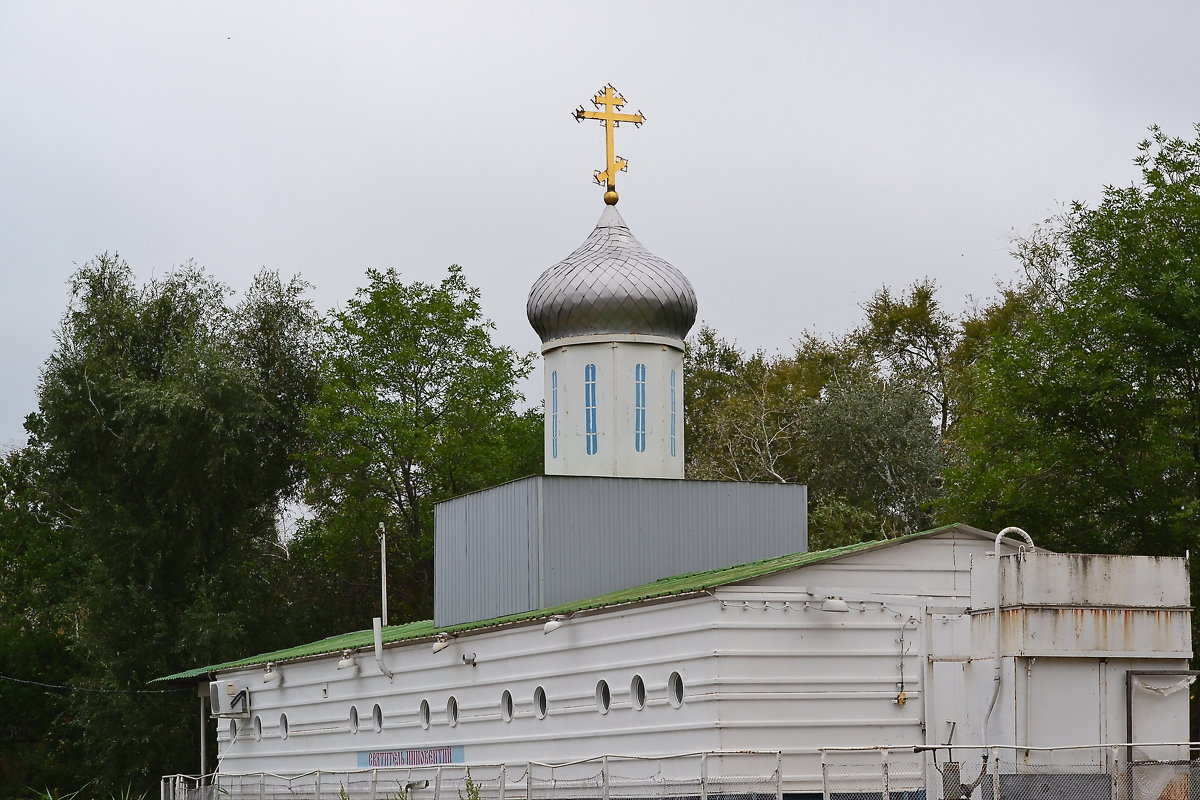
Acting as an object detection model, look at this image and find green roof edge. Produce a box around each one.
[153,523,970,683]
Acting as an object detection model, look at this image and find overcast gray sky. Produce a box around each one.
[2,1,1197,449]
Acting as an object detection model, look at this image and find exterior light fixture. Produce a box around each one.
[337,650,358,671]
[543,614,572,634]
[262,663,282,684]
[820,596,850,613]
[431,633,454,654]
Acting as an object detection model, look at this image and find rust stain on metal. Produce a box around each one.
[988,606,1184,654]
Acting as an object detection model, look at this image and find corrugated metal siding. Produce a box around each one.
[434,478,543,627]
[435,476,807,626]
[539,477,807,609]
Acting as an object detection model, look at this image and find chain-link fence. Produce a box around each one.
[818,747,926,800]
[161,751,784,800]
[819,744,1199,800]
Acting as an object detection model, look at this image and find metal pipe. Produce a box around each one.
[982,527,1034,745]
[373,617,394,679]
[908,741,1200,753]
[377,523,388,627]
[881,748,890,800]
[198,690,207,784]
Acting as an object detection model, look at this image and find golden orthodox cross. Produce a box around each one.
[574,85,645,204]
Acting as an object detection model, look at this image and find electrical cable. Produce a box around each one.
[0,672,191,694]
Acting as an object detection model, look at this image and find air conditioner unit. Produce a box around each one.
[209,680,251,718]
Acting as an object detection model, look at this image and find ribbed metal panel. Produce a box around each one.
[434,476,807,627]
[433,478,541,629]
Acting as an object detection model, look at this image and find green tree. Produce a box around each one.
[943,125,1200,558]
[296,265,537,630]
[856,278,959,436]
[0,447,84,793]
[683,325,748,480]
[801,374,942,543]
[1,254,321,795]
[684,327,942,546]
[684,333,804,482]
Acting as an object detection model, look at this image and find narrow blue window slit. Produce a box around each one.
[584,364,598,455]
[634,363,647,452]
[551,371,559,459]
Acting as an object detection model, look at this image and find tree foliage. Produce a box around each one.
[684,325,943,547]
[942,125,1200,557]
[295,265,538,630]
[684,327,805,483]
[0,255,322,794]
[856,279,959,436]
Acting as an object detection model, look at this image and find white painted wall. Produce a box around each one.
[208,533,1192,793]
[541,335,684,479]
[214,593,933,791]
[753,528,1008,600]
[214,598,721,776]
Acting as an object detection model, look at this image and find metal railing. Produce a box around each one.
[819,743,1198,800]
[162,744,1200,800]
[162,750,785,800]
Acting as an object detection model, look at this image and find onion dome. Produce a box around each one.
[527,206,698,344]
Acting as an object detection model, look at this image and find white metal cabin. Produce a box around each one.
[161,524,1191,796]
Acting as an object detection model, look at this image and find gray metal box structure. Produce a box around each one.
[433,476,807,627]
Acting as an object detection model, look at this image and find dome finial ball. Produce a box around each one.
[603,190,619,205]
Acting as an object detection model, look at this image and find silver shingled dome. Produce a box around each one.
[527,206,698,343]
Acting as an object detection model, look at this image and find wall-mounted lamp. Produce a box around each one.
[462,653,477,667]
[542,614,572,634]
[262,663,282,684]
[337,650,358,672]
[431,633,454,654]
[820,596,850,613]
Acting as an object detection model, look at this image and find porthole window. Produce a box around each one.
[533,686,548,719]
[349,706,359,734]
[630,675,646,711]
[500,690,514,722]
[253,715,263,741]
[372,703,383,732]
[419,699,431,729]
[278,713,289,739]
[447,696,459,727]
[595,680,611,714]
[668,672,685,708]
[229,719,239,741]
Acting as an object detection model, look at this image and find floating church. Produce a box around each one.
[159,88,1194,800]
